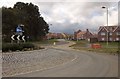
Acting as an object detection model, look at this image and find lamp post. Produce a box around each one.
[102,6,109,47]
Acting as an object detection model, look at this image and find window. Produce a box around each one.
[109,38,112,41]
[109,32,112,35]
[116,38,119,41]
[101,32,106,35]
[102,38,105,41]
[116,32,120,35]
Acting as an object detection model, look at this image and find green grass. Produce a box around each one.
[70,40,88,47]
[31,39,59,47]
[99,42,119,48]
[70,40,120,55]
[73,47,119,54]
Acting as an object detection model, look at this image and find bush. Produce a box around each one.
[2,43,36,52]
[21,43,35,49]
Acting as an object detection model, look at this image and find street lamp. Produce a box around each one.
[102,6,109,47]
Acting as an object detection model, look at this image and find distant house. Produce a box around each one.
[76,31,86,40]
[60,33,70,39]
[74,29,93,41]
[89,33,98,43]
[46,32,57,39]
[98,26,120,42]
[46,32,69,39]
[74,30,81,40]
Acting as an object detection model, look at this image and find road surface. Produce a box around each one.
[2,40,118,77]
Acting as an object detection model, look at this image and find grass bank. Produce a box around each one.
[70,40,120,55]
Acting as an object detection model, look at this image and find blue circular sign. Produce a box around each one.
[16,25,23,33]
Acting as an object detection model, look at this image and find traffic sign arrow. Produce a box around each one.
[11,35,26,42]
[22,36,25,41]
[11,35,15,40]
[17,35,20,40]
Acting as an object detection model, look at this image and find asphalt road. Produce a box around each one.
[14,41,118,77]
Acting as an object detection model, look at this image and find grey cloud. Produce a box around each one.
[36,2,118,34]
[0,1,118,34]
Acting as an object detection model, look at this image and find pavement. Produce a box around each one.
[2,39,118,77]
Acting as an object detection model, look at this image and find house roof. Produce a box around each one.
[75,29,93,36]
[75,29,81,33]
[98,26,118,32]
[92,33,98,38]
[104,26,117,32]
[113,26,120,32]
[77,31,86,36]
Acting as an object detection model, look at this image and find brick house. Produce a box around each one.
[56,33,64,39]
[46,32,69,39]
[46,32,57,39]
[74,30,81,40]
[98,26,120,42]
[74,29,93,41]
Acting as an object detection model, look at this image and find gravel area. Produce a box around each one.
[2,48,75,77]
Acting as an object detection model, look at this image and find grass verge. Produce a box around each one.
[70,40,120,55]
[32,39,59,47]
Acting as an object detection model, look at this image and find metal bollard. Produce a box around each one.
[53,42,56,45]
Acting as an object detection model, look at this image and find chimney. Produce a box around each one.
[86,29,89,32]
[77,30,81,33]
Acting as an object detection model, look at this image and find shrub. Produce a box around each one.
[21,43,35,49]
[2,43,36,52]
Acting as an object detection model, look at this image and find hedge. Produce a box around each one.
[2,43,36,52]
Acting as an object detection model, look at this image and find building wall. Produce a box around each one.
[98,28,108,41]
[113,27,120,41]
[74,29,93,41]
[84,30,93,40]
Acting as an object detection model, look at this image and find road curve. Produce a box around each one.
[14,43,118,77]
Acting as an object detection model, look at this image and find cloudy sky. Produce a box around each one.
[0,0,119,34]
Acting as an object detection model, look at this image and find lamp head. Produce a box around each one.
[102,6,106,8]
